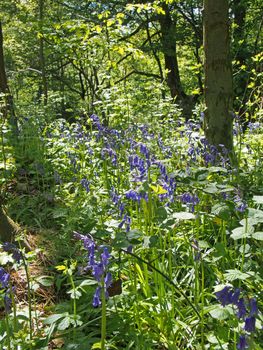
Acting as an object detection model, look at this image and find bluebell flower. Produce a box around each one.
[93,263,104,282]
[101,248,110,267]
[0,267,10,289]
[244,316,256,332]
[74,232,112,307]
[80,178,90,192]
[248,122,260,132]
[237,335,248,350]
[180,192,199,212]
[249,298,258,317]
[93,287,101,308]
[4,291,12,312]
[140,143,150,159]
[119,214,131,232]
[2,242,22,263]
[234,193,247,213]
[237,298,247,319]
[126,190,141,202]
[105,272,112,288]
[215,286,232,306]
[230,288,240,305]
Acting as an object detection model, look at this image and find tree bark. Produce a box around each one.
[39,0,48,105]
[0,205,20,243]
[0,20,18,132]
[158,2,194,119]
[203,0,233,150]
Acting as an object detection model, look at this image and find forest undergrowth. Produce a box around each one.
[0,112,263,350]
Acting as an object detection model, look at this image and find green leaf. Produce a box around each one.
[35,276,54,287]
[248,208,263,219]
[79,279,98,287]
[209,305,231,320]
[58,316,71,330]
[224,269,253,281]
[231,225,254,240]
[155,206,168,221]
[127,229,142,241]
[203,183,219,194]
[212,203,231,220]
[252,232,263,240]
[143,235,158,248]
[253,195,263,204]
[0,251,13,265]
[172,212,195,220]
[44,313,68,325]
[52,208,68,218]
[67,288,82,299]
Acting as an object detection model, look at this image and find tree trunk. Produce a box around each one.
[0,205,20,243]
[203,0,233,150]
[0,20,18,133]
[232,0,248,124]
[39,0,48,105]
[158,2,194,119]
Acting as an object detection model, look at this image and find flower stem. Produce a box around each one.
[101,278,107,350]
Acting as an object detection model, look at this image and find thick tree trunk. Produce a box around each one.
[203,0,233,150]
[0,206,20,243]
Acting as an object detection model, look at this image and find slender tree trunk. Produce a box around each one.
[203,0,233,150]
[158,2,194,119]
[233,0,248,121]
[39,0,48,105]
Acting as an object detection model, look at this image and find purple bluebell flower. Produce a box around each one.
[244,316,256,332]
[118,214,131,232]
[80,178,90,192]
[101,248,110,267]
[139,143,150,159]
[105,272,112,289]
[4,291,12,312]
[230,288,240,305]
[126,190,141,202]
[74,232,112,307]
[237,298,247,319]
[237,335,248,350]
[127,245,133,253]
[234,193,247,213]
[215,286,232,306]
[180,192,199,212]
[2,242,22,263]
[54,171,62,184]
[249,298,258,317]
[93,287,101,307]
[0,267,10,289]
[247,122,261,132]
[93,263,104,282]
